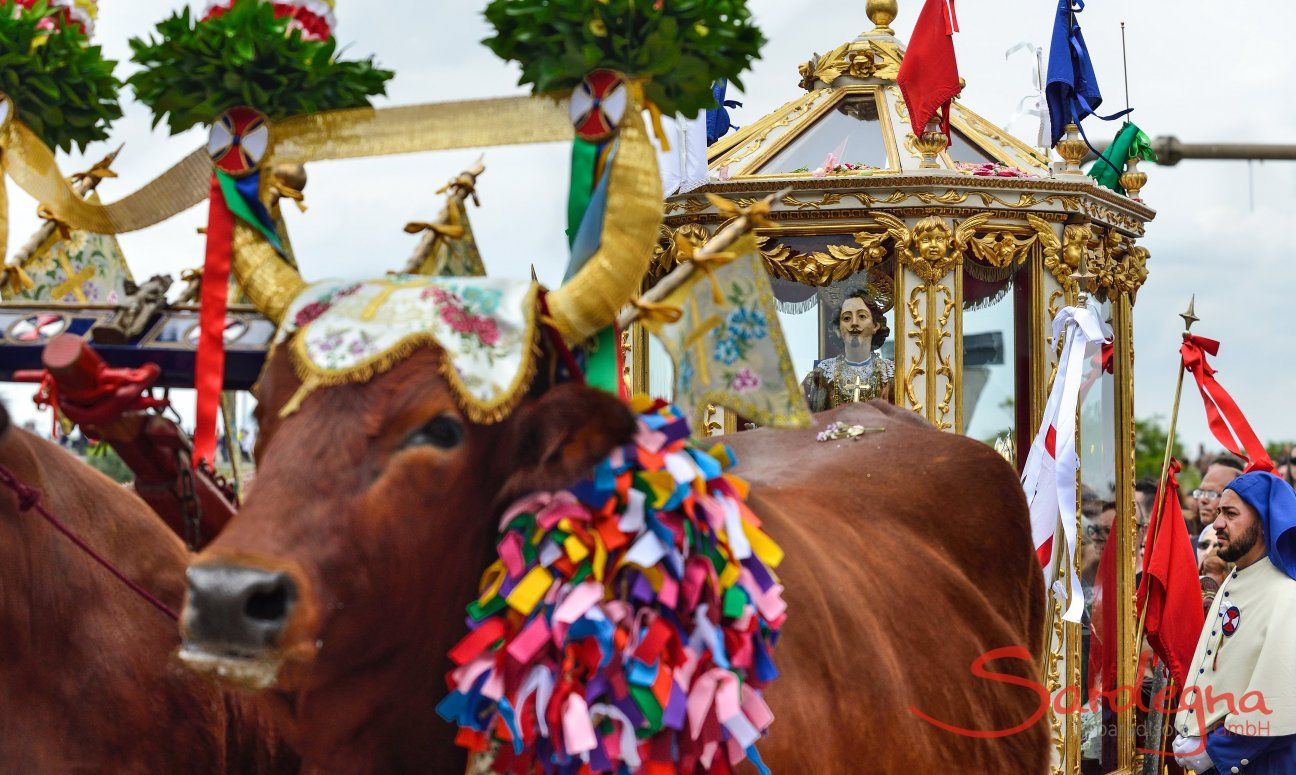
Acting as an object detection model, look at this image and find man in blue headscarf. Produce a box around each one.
[1172,472,1296,774]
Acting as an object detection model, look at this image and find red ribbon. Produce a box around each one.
[193,174,235,468]
[1181,335,1274,473]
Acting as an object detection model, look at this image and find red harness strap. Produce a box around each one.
[0,465,179,621]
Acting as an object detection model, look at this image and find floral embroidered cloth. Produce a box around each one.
[645,234,811,430]
[2,211,133,305]
[277,275,540,422]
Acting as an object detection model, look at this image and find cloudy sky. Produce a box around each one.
[5,0,1295,451]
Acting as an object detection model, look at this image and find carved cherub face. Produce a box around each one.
[839,297,878,351]
[913,219,952,263]
[1062,225,1090,270]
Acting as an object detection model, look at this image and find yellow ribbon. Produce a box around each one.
[69,155,119,185]
[404,220,465,240]
[270,179,308,213]
[1,96,573,235]
[675,234,736,305]
[628,79,671,153]
[436,173,480,207]
[631,296,683,326]
[36,204,72,240]
[705,193,775,229]
[2,263,35,295]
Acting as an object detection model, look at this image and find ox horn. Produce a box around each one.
[230,219,306,324]
[544,100,664,343]
[228,163,309,324]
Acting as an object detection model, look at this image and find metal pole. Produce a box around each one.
[1133,297,1199,649]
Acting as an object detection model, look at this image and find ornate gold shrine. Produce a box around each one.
[626,3,1157,774]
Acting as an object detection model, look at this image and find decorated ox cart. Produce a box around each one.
[0,0,1158,773]
[635,3,1158,772]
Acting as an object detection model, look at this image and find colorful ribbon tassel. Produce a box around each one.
[439,398,785,773]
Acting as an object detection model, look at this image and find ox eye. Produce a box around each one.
[405,415,463,450]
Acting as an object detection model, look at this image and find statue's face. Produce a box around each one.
[839,298,878,349]
[915,227,950,263]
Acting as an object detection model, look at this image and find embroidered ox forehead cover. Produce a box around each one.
[276,276,541,421]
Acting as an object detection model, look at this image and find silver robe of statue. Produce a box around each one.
[802,352,895,412]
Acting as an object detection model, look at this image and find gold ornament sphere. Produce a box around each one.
[867,0,898,32]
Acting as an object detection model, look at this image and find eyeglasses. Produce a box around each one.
[1084,524,1111,541]
[1192,489,1221,502]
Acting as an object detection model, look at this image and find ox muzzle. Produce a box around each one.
[179,563,299,689]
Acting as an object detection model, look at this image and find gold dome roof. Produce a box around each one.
[707,18,1049,180]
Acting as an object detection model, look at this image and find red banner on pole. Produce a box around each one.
[1181,335,1274,473]
[193,174,234,468]
[1136,460,1205,688]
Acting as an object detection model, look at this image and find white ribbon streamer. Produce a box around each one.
[1021,301,1111,623]
[1004,41,1051,150]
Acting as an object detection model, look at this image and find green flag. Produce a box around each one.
[1088,122,1156,195]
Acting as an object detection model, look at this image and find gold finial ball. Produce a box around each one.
[867,0,898,32]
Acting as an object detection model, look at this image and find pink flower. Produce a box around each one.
[421,286,454,304]
[473,316,501,346]
[731,368,761,394]
[294,301,329,328]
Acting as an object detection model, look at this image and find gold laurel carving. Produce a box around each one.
[652,223,712,273]
[782,192,843,210]
[976,191,1082,211]
[755,230,888,286]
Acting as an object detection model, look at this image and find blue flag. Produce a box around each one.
[1045,0,1129,145]
[705,80,742,146]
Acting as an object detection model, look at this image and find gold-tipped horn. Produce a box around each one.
[231,220,305,324]
[545,100,663,343]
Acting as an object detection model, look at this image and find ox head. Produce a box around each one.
[179,108,661,713]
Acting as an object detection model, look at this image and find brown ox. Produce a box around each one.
[182,343,1049,773]
[0,403,296,772]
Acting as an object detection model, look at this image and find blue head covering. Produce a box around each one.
[1225,472,1296,580]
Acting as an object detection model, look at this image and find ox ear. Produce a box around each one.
[496,384,637,501]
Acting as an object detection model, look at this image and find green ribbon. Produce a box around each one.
[584,326,623,396]
[215,170,283,251]
[566,138,599,247]
[1088,122,1157,195]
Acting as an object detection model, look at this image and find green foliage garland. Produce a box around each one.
[0,1,122,153]
[128,0,393,135]
[483,0,765,118]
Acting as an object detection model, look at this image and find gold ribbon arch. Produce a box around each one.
[0,95,576,244]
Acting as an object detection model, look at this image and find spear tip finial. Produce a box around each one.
[1180,295,1199,333]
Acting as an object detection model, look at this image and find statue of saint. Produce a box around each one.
[801,287,894,411]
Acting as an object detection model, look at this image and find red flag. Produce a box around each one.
[1089,525,1119,699]
[1135,460,1205,688]
[897,0,961,136]
[1181,335,1274,473]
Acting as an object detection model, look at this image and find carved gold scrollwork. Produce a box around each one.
[798,41,900,90]
[1098,230,1151,301]
[755,230,888,286]
[934,283,956,430]
[904,285,926,414]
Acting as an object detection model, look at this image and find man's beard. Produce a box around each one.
[846,332,863,348]
[1218,521,1263,562]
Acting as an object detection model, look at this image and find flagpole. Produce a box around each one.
[615,187,790,330]
[1133,296,1199,650]
[1120,22,1131,125]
